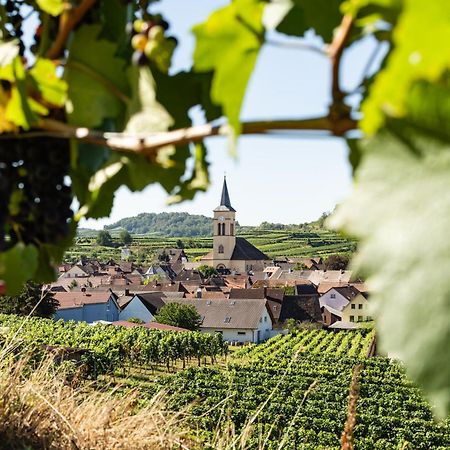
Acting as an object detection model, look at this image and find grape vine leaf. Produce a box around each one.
[0,244,38,296]
[330,80,450,417]
[275,0,342,42]
[29,58,67,107]
[361,1,450,134]
[36,0,64,16]
[193,0,265,137]
[64,24,129,129]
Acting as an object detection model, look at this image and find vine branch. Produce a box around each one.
[46,0,98,60]
[28,116,357,155]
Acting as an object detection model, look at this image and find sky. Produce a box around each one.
[75,0,383,229]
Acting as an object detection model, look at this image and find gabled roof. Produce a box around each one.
[164,298,269,329]
[279,295,322,323]
[133,292,167,315]
[54,291,117,310]
[214,177,235,212]
[231,237,270,261]
[332,285,364,301]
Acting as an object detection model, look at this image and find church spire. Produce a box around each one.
[219,176,235,211]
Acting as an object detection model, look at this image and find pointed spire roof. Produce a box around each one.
[215,176,235,212]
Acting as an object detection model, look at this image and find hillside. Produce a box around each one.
[104,212,212,237]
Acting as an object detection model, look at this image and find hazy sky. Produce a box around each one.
[79,0,382,229]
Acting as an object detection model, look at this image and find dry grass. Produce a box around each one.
[0,355,192,450]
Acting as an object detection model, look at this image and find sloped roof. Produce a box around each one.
[229,288,284,302]
[295,284,319,296]
[133,292,167,314]
[231,237,270,261]
[332,285,363,301]
[54,291,116,310]
[164,298,269,329]
[279,295,322,323]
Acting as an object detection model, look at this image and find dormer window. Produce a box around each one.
[224,316,231,323]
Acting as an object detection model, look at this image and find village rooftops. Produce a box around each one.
[164,297,270,329]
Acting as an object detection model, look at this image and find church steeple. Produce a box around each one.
[216,176,235,212]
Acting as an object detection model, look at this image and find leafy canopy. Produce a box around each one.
[154,303,202,331]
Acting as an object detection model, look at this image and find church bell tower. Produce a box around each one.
[213,177,236,267]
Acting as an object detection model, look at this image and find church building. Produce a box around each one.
[202,177,271,273]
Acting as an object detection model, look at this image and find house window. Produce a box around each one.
[221,223,225,235]
[358,315,363,322]
[218,245,224,254]
[217,223,221,235]
[264,316,267,322]
[237,331,246,335]
[351,304,356,309]
[358,304,363,310]
[330,293,336,299]
[230,223,234,235]
[350,316,355,322]
[224,317,231,323]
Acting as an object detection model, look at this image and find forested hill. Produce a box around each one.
[104,212,212,237]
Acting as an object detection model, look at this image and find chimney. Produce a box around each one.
[196,288,202,299]
[125,288,129,296]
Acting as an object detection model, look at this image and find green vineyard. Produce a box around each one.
[2,314,444,449]
[67,228,356,263]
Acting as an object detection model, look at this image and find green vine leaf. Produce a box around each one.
[361,1,450,134]
[331,80,450,418]
[0,244,38,295]
[276,0,342,42]
[193,0,265,137]
[64,24,129,129]
[29,58,67,107]
[36,0,64,16]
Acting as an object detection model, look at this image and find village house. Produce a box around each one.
[164,297,274,343]
[53,291,120,323]
[118,292,167,322]
[320,285,369,326]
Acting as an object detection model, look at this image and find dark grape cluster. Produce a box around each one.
[128,15,177,71]
[3,0,25,55]
[0,137,73,251]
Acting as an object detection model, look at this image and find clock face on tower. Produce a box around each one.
[218,216,225,222]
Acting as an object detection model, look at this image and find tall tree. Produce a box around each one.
[154,303,202,331]
[119,229,132,246]
[96,230,113,247]
[0,282,59,318]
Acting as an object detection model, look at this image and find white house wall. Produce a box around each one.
[319,289,349,311]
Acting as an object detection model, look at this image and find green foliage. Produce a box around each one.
[154,303,202,331]
[197,264,218,279]
[324,254,350,270]
[0,282,58,318]
[127,317,144,324]
[119,229,132,246]
[0,313,227,375]
[193,0,265,137]
[96,230,113,247]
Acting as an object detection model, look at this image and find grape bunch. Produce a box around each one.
[3,0,25,55]
[0,137,73,252]
[129,15,177,72]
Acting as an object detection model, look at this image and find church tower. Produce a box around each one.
[213,177,236,267]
